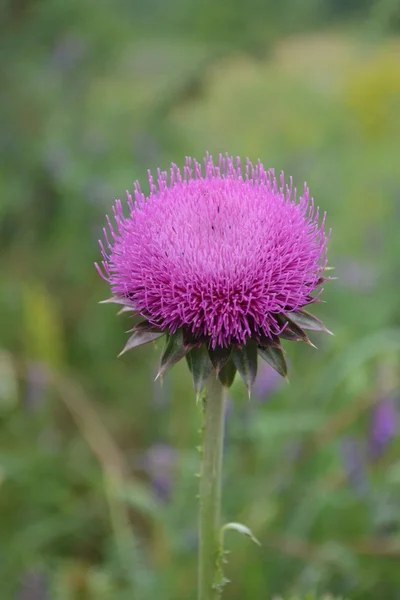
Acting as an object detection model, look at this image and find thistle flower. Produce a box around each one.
[97,154,332,393]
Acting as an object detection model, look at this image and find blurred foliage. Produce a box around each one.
[1,0,400,599]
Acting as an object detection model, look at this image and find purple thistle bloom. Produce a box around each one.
[97,155,329,351]
[369,396,398,460]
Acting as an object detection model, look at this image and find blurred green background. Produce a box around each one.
[1,0,400,598]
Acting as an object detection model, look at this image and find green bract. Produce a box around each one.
[101,297,333,395]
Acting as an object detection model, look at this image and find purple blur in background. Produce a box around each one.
[51,34,86,73]
[336,259,376,292]
[18,570,48,600]
[143,443,176,501]
[341,436,368,496]
[368,396,399,460]
[23,363,49,412]
[253,362,282,402]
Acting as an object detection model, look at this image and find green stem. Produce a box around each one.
[198,374,227,600]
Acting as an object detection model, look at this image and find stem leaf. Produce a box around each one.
[221,522,261,547]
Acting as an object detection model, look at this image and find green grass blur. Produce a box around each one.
[1,1,400,598]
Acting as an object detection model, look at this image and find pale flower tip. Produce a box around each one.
[155,371,164,386]
[99,296,120,305]
[118,306,134,316]
[117,342,131,357]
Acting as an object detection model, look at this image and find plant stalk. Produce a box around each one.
[198,374,227,600]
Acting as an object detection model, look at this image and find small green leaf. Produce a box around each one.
[277,315,314,346]
[186,345,213,397]
[117,305,137,315]
[256,333,281,348]
[279,325,305,342]
[129,320,162,333]
[258,345,288,379]
[218,359,237,388]
[208,346,232,373]
[157,329,191,379]
[221,522,261,547]
[289,309,333,335]
[181,327,207,348]
[100,295,136,307]
[232,341,258,395]
[119,330,164,356]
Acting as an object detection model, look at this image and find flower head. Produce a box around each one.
[97,154,332,391]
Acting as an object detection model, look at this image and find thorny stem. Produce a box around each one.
[198,374,227,600]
